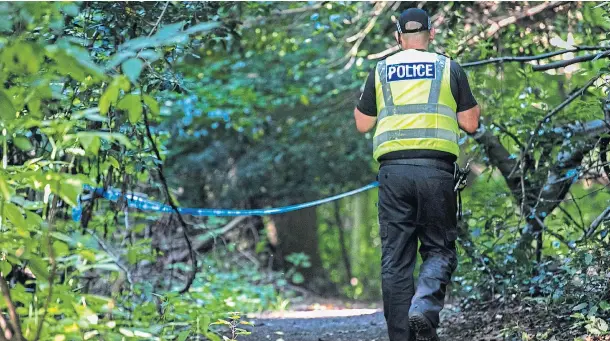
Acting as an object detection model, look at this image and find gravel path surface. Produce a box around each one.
[243,310,389,341]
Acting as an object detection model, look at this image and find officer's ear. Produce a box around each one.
[394,31,401,46]
[429,27,436,41]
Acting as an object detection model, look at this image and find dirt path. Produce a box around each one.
[241,297,605,341]
[245,310,388,341]
[242,299,458,341]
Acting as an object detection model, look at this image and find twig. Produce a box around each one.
[367,1,567,60]
[148,1,170,38]
[0,274,21,341]
[585,206,610,239]
[142,109,197,294]
[493,122,525,150]
[555,204,585,232]
[532,51,610,71]
[34,194,60,341]
[333,201,352,281]
[510,74,602,179]
[343,2,389,70]
[168,216,247,263]
[532,213,575,250]
[455,1,566,56]
[86,229,134,291]
[462,46,610,68]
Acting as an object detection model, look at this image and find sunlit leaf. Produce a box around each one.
[122,58,144,84]
[117,94,143,123]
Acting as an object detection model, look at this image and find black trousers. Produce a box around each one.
[378,162,458,341]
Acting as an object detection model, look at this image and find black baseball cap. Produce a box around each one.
[396,8,431,34]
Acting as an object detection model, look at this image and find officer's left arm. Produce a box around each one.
[354,69,378,133]
[354,108,377,133]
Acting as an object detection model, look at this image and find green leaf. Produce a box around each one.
[27,99,41,117]
[13,136,33,151]
[0,261,12,277]
[0,90,16,122]
[25,211,43,229]
[59,176,85,207]
[51,232,73,243]
[600,318,608,332]
[177,330,190,341]
[52,241,70,257]
[155,22,185,42]
[573,303,588,311]
[4,202,27,233]
[184,22,220,35]
[127,248,137,265]
[585,253,593,265]
[28,256,50,280]
[79,263,120,272]
[143,95,160,116]
[99,85,119,115]
[61,3,80,16]
[78,134,101,156]
[118,94,143,123]
[291,272,304,284]
[122,58,144,84]
[108,156,120,169]
[0,172,13,200]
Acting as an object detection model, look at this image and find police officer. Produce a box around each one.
[354,8,480,341]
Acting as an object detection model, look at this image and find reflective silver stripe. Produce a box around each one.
[378,103,457,121]
[377,60,394,107]
[373,128,458,150]
[428,55,447,104]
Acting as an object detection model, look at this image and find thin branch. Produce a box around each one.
[86,229,134,292]
[530,74,602,141]
[532,213,575,250]
[368,1,567,60]
[532,51,610,72]
[0,274,21,341]
[556,204,585,232]
[167,216,247,263]
[493,122,525,150]
[511,74,602,179]
[462,46,610,68]
[585,206,610,239]
[456,1,566,56]
[343,2,389,70]
[142,109,197,294]
[148,1,170,38]
[333,201,352,281]
[34,194,59,341]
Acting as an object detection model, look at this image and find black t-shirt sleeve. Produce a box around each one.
[356,69,377,116]
[450,60,478,113]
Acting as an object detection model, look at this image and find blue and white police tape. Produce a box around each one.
[71,182,380,221]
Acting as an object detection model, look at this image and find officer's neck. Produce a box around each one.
[402,43,429,51]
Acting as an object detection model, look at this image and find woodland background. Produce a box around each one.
[0,1,609,340]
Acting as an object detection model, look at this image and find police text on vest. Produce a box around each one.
[386,62,435,82]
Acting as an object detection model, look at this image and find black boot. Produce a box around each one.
[409,312,439,341]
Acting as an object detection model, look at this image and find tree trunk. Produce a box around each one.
[271,206,335,294]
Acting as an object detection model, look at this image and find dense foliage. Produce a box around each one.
[0,1,609,341]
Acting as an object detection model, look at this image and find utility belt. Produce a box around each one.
[379,158,455,174]
[379,158,471,220]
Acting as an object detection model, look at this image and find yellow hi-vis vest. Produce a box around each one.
[373,49,459,161]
